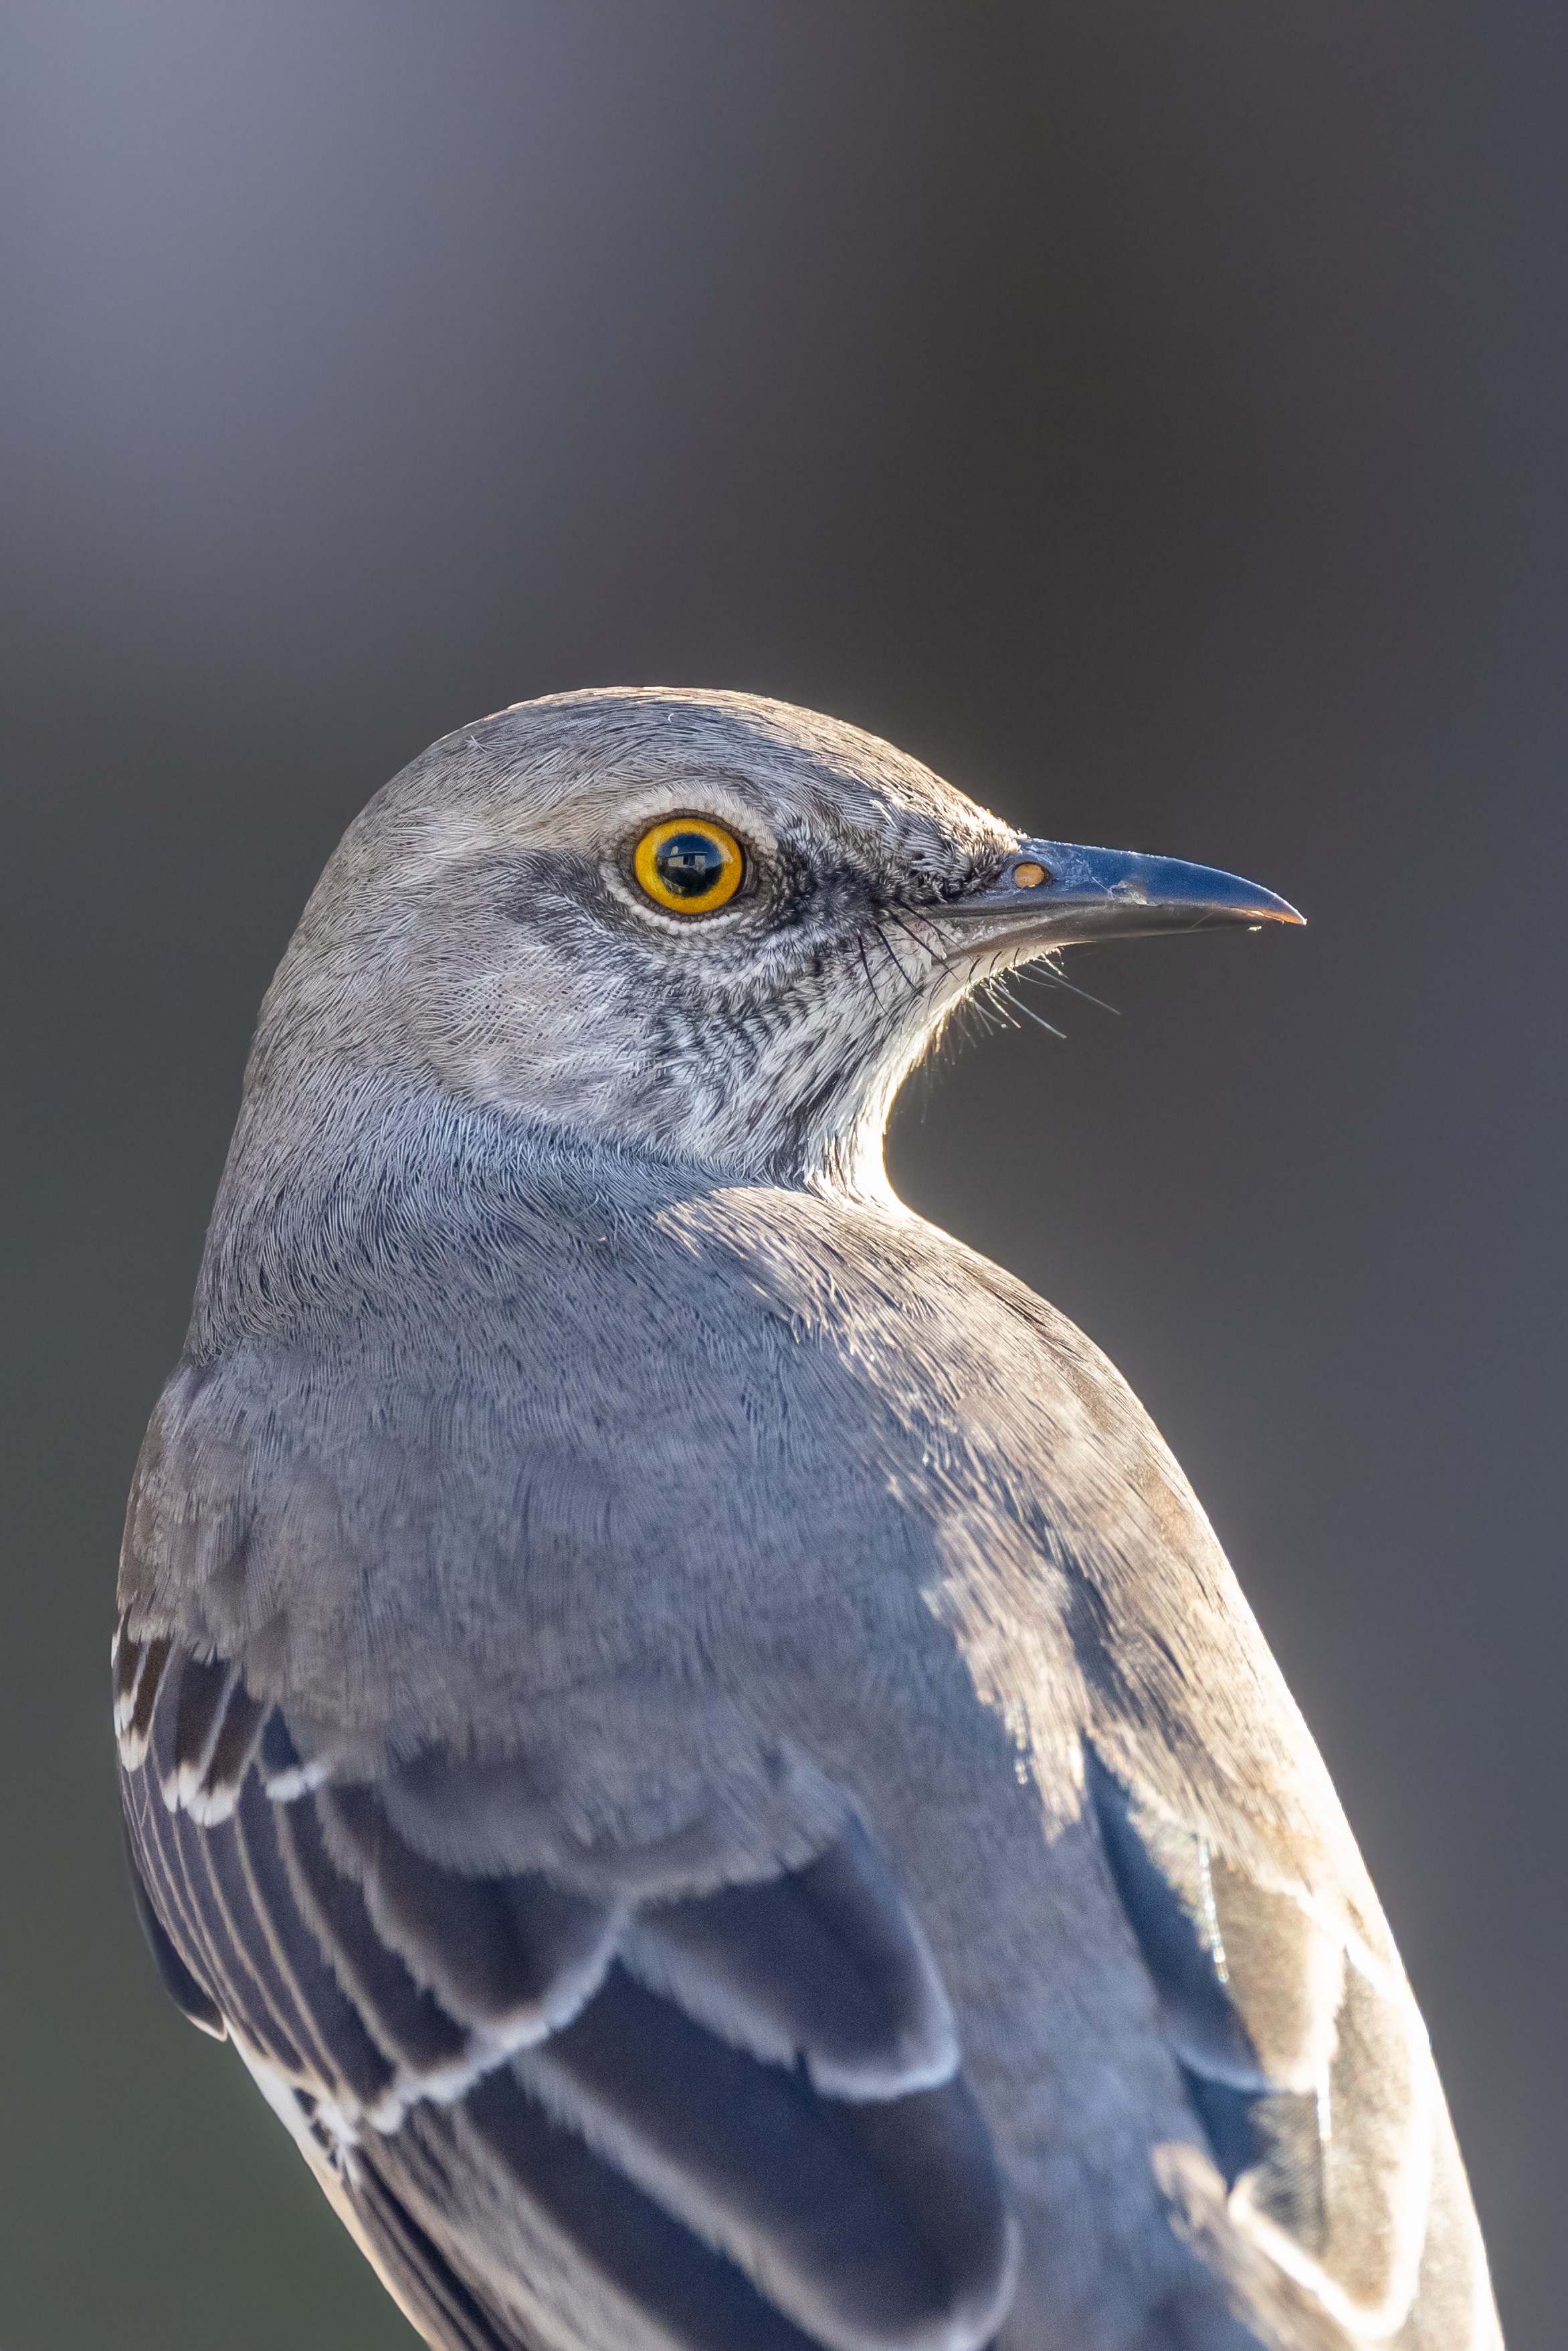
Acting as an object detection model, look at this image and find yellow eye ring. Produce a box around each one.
[632,818,746,915]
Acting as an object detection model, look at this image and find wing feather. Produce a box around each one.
[118,1636,1017,2351]
[1086,1739,1453,2342]
[622,1815,957,2099]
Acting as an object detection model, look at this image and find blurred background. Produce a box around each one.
[1,2,1563,2343]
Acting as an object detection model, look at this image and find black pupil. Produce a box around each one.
[655,831,728,898]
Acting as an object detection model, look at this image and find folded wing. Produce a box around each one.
[1084,1744,1494,2350]
[115,1618,1018,2351]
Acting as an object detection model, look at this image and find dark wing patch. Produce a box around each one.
[318,1780,619,2042]
[229,1771,401,2107]
[1085,1742,1444,2340]
[443,2066,838,2350]
[113,1611,266,1820]
[1086,1745,1280,2198]
[112,1611,171,1769]
[1176,2071,1267,2194]
[347,2162,522,2351]
[623,1813,957,2098]
[195,1678,268,1818]
[274,1778,474,2083]
[1084,1746,1266,2097]
[169,1653,233,1805]
[516,1964,1007,2351]
[118,1637,1017,2351]
[121,1819,225,2038]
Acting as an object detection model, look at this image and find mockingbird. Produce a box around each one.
[114,690,1500,2351]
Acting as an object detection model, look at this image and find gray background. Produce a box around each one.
[1,3,1561,2344]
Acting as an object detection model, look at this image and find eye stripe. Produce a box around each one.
[633,820,745,915]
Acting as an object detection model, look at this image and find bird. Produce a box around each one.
[114,687,1501,2351]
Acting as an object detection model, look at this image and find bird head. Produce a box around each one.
[250,688,1300,1192]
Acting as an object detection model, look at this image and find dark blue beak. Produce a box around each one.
[945,840,1304,945]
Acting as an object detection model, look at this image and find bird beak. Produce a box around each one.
[940,840,1304,950]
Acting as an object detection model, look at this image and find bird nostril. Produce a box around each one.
[1012,860,1050,889]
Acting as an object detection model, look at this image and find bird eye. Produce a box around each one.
[632,818,745,915]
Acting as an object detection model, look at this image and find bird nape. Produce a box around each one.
[114,689,1499,2351]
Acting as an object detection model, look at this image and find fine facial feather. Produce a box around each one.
[116,689,1499,2351]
